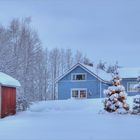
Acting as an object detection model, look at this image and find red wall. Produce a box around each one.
[1,86,16,118]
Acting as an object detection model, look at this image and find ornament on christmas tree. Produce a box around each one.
[103,73,129,114]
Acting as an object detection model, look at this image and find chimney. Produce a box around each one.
[84,62,93,67]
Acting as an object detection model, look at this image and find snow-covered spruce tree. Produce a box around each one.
[104,73,129,114]
[132,76,140,114]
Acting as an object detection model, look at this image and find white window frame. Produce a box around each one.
[71,88,87,99]
[71,73,87,81]
[127,82,138,92]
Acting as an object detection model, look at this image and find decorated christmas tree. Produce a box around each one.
[103,72,129,114]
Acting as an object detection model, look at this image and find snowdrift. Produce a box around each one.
[0,96,139,140]
[29,97,134,113]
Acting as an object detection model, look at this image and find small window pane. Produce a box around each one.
[72,75,76,80]
[80,90,87,98]
[72,90,78,98]
[82,75,85,80]
[76,75,83,80]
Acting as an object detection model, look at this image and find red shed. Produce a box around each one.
[0,72,21,118]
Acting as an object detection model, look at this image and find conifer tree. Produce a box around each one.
[104,70,129,114]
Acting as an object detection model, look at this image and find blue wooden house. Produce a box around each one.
[56,63,112,100]
[56,63,140,100]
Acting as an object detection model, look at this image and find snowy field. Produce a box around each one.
[0,97,140,140]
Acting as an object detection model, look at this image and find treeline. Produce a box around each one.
[0,18,92,110]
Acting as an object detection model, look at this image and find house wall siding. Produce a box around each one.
[58,66,108,99]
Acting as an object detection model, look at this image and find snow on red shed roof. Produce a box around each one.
[0,72,21,87]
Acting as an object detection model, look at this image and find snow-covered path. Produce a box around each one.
[0,98,140,140]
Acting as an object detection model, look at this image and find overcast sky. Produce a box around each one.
[0,0,140,67]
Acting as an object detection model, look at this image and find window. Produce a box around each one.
[72,90,79,98]
[72,73,86,81]
[80,90,87,98]
[127,82,138,92]
[71,89,87,99]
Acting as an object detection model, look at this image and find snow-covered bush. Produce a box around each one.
[132,95,140,114]
[16,96,29,112]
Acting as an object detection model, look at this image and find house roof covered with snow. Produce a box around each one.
[80,64,140,79]
[56,63,112,83]
[81,63,112,82]
[56,63,140,83]
[0,72,21,87]
[119,68,140,79]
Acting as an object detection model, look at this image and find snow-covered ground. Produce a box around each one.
[0,97,140,140]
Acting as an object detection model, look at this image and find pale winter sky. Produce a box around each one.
[0,0,140,67]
